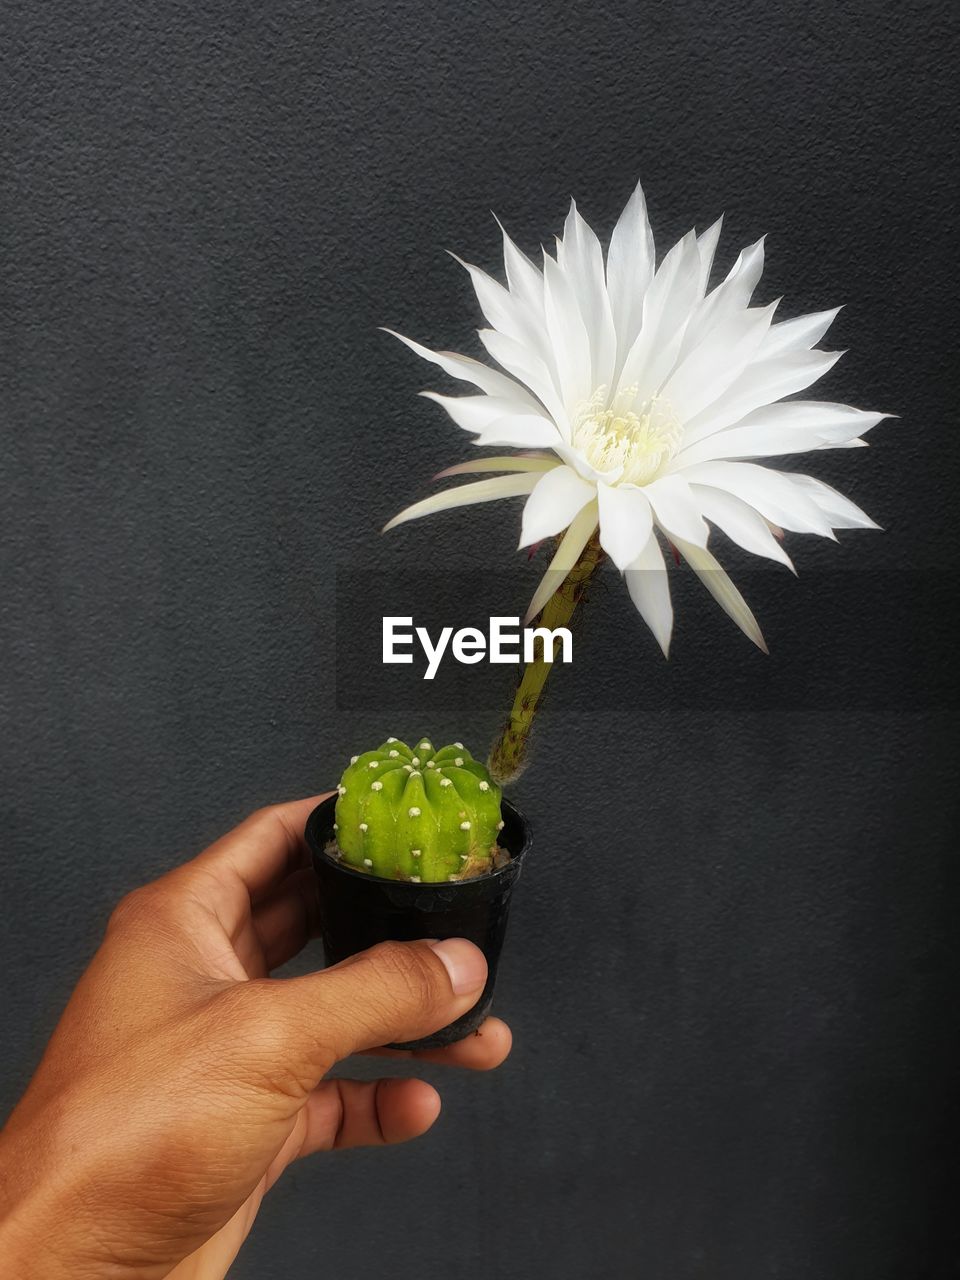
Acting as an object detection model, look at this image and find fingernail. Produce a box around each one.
[428,938,487,996]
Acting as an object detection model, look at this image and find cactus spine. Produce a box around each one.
[334,738,504,882]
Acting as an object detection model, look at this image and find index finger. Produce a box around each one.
[363,1017,513,1070]
[188,793,331,903]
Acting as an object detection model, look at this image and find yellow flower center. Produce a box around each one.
[572,387,682,486]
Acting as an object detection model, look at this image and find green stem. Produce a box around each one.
[488,534,605,783]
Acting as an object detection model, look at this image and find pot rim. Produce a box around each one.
[305,793,531,889]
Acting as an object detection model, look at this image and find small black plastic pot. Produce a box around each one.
[304,793,531,1050]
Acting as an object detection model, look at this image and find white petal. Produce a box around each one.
[695,216,724,300]
[542,250,593,412]
[642,474,710,547]
[742,400,886,436]
[783,474,881,530]
[722,236,766,303]
[678,461,837,537]
[661,300,777,425]
[383,329,539,407]
[473,415,564,449]
[606,178,656,378]
[524,500,599,624]
[449,254,526,341]
[680,348,844,448]
[673,537,768,652]
[553,440,624,486]
[420,391,543,435]
[616,230,703,401]
[558,200,617,393]
[597,482,654,571]
[435,455,560,479]
[495,215,545,310]
[759,307,841,360]
[453,254,561,395]
[675,414,885,471]
[624,532,673,657]
[478,327,570,436]
[691,484,794,569]
[519,466,597,548]
[383,473,541,533]
[677,237,765,361]
[673,401,889,466]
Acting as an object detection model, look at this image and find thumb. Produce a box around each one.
[267,938,488,1078]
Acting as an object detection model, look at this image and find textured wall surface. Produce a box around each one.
[2,2,959,1277]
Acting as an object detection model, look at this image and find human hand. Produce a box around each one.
[0,795,511,1280]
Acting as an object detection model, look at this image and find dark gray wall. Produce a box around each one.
[2,2,958,1277]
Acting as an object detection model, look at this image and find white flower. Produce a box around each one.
[384,181,888,654]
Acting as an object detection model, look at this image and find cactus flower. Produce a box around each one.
[381,180,888,781]
[384,179,887,657]
[334,738,504,882]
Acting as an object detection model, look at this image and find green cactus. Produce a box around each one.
[333,737,504,882]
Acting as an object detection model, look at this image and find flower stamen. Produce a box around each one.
[573,386,682,486]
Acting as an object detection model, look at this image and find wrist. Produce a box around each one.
[0,1109,119,1280]
[0,1210,63,1280]
[0,1179,125,1280]
[0,1168,71,1280]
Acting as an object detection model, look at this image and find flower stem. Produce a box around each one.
[488,533,605,783]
